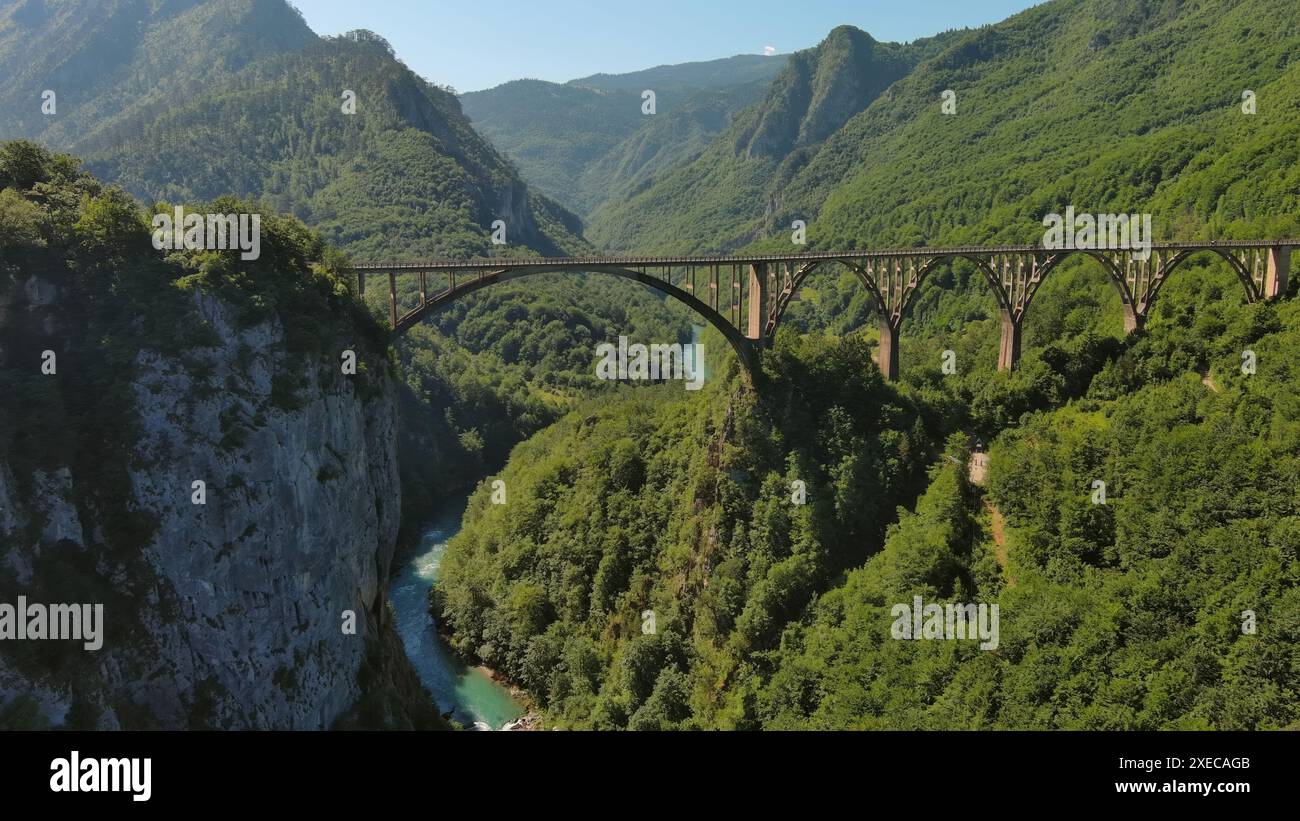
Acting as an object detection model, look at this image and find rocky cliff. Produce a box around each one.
[0,270,419,728]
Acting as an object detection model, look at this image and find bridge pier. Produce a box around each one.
[998,311,1021,373]
[1265,247,1290,299]
[878,317,900,380]
[747,263,768,341]
[1123,305,1144,334]
[388,272,398,329]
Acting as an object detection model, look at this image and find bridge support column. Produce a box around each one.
[747,263,768,342]
[878,317,900,381]
[998,311,1021,373]
[1265,247,1290,299]
[1122,305,1144,334]
[388,272,398,329]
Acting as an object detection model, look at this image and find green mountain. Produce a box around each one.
[586,25,952,251]
[568,53,787,92]
[0,0,315,148]
[0,1,585,259]
[461,54,787,216]
[83,31,585,258]
[592,1,1300,255]
[460,79,647,215]
[434,0,1300,731]
[574,81,773,217]
[777,0,1300,250]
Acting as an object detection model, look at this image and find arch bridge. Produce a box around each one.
[355,240,1295,380]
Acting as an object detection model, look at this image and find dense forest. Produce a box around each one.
[436,254,1299,730]
[589,0,1300,254]
[430,0,1300,730]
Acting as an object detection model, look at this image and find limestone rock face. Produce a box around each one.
[0,280,401,729]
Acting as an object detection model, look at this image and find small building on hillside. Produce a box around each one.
[968,439,989,486]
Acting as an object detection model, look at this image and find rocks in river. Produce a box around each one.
[501,713,541,731]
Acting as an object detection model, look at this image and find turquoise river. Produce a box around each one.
[388,497,524,730]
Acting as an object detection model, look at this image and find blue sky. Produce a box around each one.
[288,0,1043,92]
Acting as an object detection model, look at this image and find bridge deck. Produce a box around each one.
[354,240,1300,272]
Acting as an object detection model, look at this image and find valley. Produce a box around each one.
[1,0,1298,734]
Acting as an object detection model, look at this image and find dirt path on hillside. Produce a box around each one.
[1200,369,1220,393]
[984,499,1014,588]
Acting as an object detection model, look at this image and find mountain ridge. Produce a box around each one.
[461,53,790,217]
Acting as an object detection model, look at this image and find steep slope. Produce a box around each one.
[460,79,647,214]
[574,80,773,217]
[435,334,933,730]
[84,30,585,259]
[762,279,1300,730]
[461,54,788,216]
[0,142,441,729]
[0,0,316,149]
[596,0,1300,256]
[783,0,1300,248]
[587,26,950,251]
[0,0,585,259]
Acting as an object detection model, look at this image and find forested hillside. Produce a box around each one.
[762,273,1300,730]
[83,30,585,260]
[439,253,1300,730]
[590,0,1300,257]
[436,0,1300,730]
[585,25,955,251]
[0,0,316,148]
[435,334,934,728]
[461,55,786,217]
[2,1,589,259]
